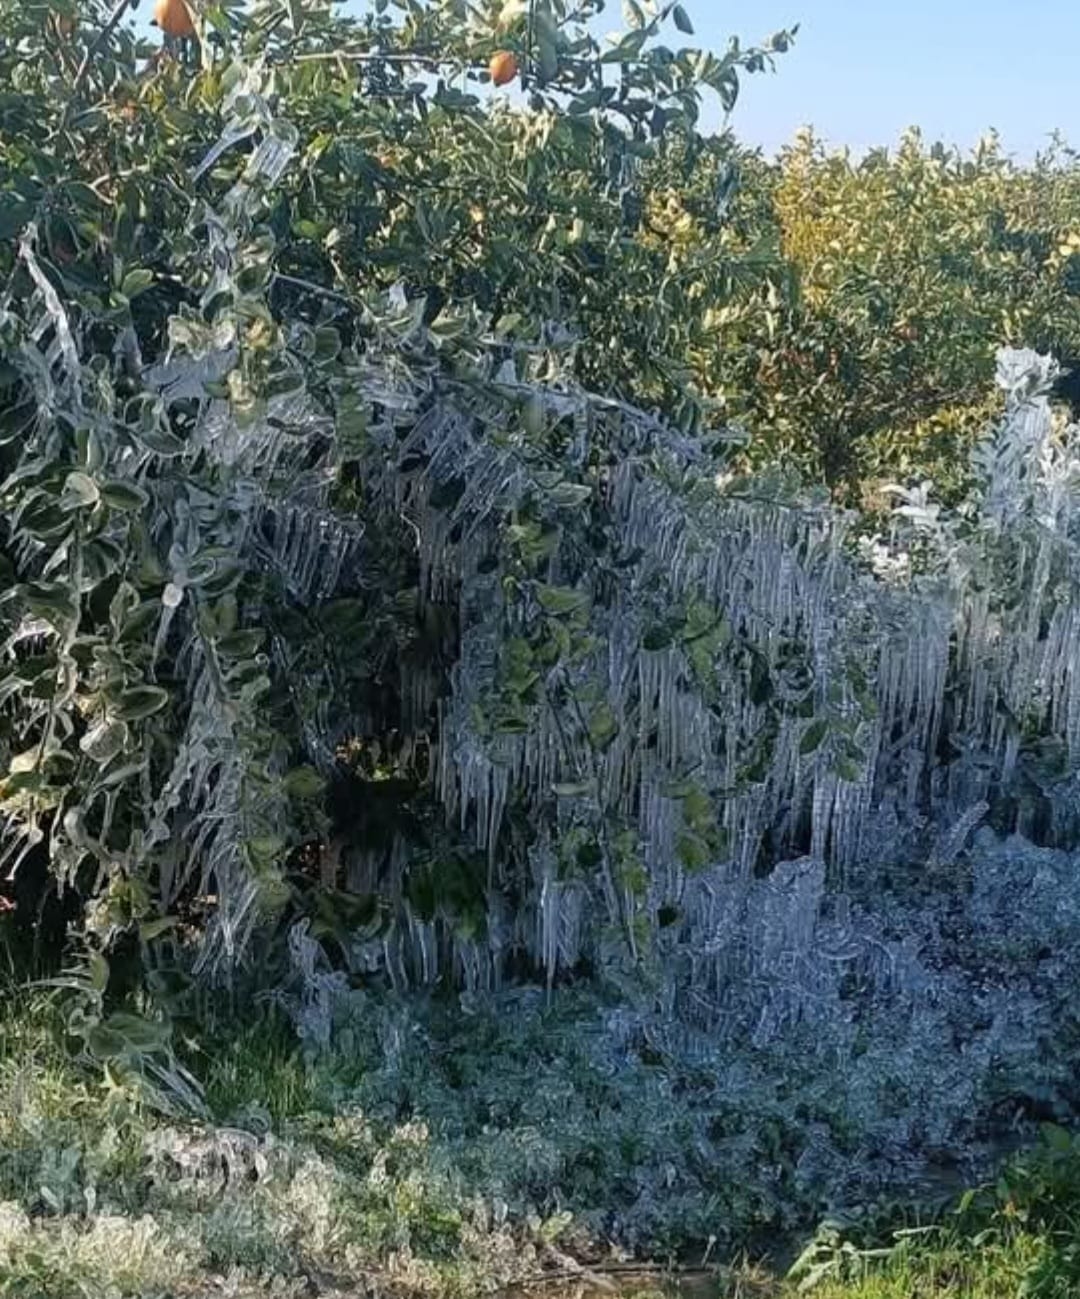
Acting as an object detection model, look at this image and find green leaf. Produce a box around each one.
[672,4,694,35]
[676,831,711,871]
[749,657,773,706]
[534,2,561,81]
[536,31,559,81]
[800,719,828,755]
[246,835,285,868]
[313,326,342,362]
[642,625,674,651]
[80,720,129,764]
[81,539,125,590]
[215,629,265,658]
[88,951,110,994]
[429,309,469,341]
[117,602,161,645]
[24,582,79,628]
[96,1013,168,1055]
[119,269,155,301]
[602,29,648,62]
[495,714,531,734]
[99,480,149,512]
[139,917,178,943]
[0,769,45,796]
[537,585,589,616]
[112,686,170,721]
[195,561,244,598]
[588,703,619,750]
[0,195,31,241]
[284,765,326,799]
[716,66,739,113]
[549,482,592,509]
[203,4,232,36]
[87,1024,128,1061]
[540,1210,574,1243]
[61,472,100,511]
[1040,1122,1073,1153]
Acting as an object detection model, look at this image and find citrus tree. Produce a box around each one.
[723,129,1080,497]
[5,3,1080,1119]
[0,0,796,1001]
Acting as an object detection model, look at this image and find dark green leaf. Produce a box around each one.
[24,582,79,628]
[80,720,129,764]
[112,686,170,721]
[284,766,326,799]
[215,629,265,658]
[799,719,828,755]
[672,5,694,35]
[537,585,589,616]
[100,480,149,512]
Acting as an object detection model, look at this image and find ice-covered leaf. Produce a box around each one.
[112,686,170,721]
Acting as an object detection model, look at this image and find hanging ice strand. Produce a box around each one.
[136,63,345,980]
[373,345,1080,1003]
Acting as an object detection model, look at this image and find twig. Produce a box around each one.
[509,1263,721,1290]
[287,46,596,76]
[290,49,459,67]
[272,271,358,310]
[60,0,136,133]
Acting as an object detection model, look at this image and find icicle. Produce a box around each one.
[15,228,82,415]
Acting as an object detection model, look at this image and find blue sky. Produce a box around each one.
[688,0,1078,159]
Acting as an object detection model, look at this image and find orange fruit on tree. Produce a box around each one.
[154,0,196,38]
[489,50,518,87]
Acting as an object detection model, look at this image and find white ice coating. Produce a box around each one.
[7,67,1080,1043]
[355,341,1080,1032]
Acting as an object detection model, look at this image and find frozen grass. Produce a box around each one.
[2,983,1080,1298]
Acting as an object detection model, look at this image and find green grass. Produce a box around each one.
[776,1230,1072,1297]
[773,1123,1080,1298]
[2,984,1080,1298]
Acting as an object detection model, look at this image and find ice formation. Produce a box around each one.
[4,66,1080,1064]
[342,341,1080,1029]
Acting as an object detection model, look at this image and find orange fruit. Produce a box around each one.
[154,0,196,38]
[489,50,518,87]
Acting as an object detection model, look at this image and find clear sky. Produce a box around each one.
[689,0,1079,160]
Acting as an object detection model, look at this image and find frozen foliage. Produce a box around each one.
[324,336,1080,1033]
[0,70,355,978]
[5,60,1080,1092]
[279,919,351,1050]
[277,320,1080,1209]
[6,968,1080,1281]
[264,930,1080,1254]
[271,824,1080,1242]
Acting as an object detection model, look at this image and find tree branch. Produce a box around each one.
[60,0,136,133]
